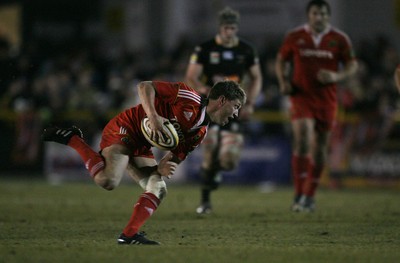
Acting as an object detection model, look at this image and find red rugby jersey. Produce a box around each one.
[279,24,356,108]
[120,81,208,161]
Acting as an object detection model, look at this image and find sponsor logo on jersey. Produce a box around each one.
[299,49,333,59]
[222,51,234,60]
[210,52,220,64]
[170,118,185,142]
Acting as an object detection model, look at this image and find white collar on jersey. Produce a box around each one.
[304,23,331,47]
[190,106,208,131]
[215,34,239,48]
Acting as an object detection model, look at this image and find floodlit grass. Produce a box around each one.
[0,178,399,263]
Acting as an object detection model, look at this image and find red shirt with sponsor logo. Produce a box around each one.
[278,24,356,108]
[114,81,207,161]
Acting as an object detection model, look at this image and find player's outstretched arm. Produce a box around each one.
[138,81,158,118]
[185,63,210,95]
[239,64,262,120]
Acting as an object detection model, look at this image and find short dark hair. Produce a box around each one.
[306,0,331,15]
[208,80,246,105]
[218,7,240,25]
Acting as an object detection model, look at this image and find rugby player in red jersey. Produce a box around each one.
[275,0,358,212]
[42,80,246,244]
[185,7,262,214]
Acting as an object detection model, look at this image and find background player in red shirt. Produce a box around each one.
[275,0,358,212]
[42,80,246,245]
[185,7,262,214]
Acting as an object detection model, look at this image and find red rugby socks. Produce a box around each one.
[68,135,105,177]
[304,163,324,197]
[122,192,161,237]
[291,155,310,196]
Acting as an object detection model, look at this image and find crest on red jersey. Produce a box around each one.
[184,111,193,121]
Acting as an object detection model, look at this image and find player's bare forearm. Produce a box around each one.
[340,60,359,80]
[138,81,158,118]
[245,64,263,106]
[138,81,167,141]
[275,54,293,95]
[238,66,262,120]
[187,77,208,94]
[185,63,210,95]
[276,71,293,95]
[318,60,358,84]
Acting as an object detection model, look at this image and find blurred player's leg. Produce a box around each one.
[197,126,220,214]
[290,118,314,211]
[197,167,221,214]
[301,129,330,212]
[291,155,310,211]
[42,126,132,190]
[197,129,243,214]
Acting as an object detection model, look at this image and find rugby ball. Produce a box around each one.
[141,117,179,150]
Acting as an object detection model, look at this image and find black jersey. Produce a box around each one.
[189,37,259,132]
[189,38,259,87]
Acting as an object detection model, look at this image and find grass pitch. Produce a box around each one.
[0,178,399,263]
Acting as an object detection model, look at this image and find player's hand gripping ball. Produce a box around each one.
[141,117,179,150]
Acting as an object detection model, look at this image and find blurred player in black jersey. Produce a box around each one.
[185,7,262,214]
